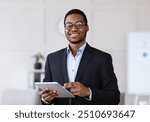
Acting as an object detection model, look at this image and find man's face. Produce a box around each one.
[64,14,89,44]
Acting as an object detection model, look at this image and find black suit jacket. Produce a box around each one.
[43,43,120,105]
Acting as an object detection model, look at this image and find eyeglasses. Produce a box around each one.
[64,21,86,30]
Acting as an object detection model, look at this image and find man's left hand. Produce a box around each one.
[64,82,90,97]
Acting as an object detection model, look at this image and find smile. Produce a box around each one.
[69,32,80,36]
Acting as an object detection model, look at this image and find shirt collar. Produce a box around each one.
[67,42,87,55]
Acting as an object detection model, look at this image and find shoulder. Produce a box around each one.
[87,44,112,59]
[87,45,114,67]
[47,48,67,58]
[45,48,67,63]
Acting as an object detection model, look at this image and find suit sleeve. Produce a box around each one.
[91,55,120,105]
[43,55,52,82]
[42,55,55,105]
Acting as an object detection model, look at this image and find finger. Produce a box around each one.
[41,92,51,98]
[70,87,78,93]
[42,91,59,101]
[70,90,80,96]
[39,88,50,95]
[43,94,54,101]
[43,93,57,100]
[64,82,74,88]
[42,90,55,98]
[52,90,60,96]
[70,87,81,95]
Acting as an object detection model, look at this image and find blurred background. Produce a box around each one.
[0,0,150,105]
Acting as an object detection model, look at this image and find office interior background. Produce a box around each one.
[0,0,150,105]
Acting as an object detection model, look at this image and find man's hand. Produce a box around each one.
[64,82,90,97]
[40,88,59,103]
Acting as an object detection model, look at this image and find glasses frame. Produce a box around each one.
[64,21,86,30]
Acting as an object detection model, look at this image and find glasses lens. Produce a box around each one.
[64,21,85,30]
[74,22,84,29]
[65,23,73,30]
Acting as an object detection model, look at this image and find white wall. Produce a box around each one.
[0,0,150,104]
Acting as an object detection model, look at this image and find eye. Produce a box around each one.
[74,22,85,29]
[65,23,73,30]
[64,21,85,30]
[75,23,83,28]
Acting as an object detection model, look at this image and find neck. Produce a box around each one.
[69,41,85,56]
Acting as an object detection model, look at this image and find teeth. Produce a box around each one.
[70,33,80,35]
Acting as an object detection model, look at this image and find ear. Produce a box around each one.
[86,25,89,32]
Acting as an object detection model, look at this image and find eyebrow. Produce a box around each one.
[64,21,84,24]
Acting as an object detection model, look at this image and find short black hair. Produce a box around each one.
[64,9,88,25]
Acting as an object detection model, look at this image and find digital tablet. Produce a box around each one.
[34,82,74,98]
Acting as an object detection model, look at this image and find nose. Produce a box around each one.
[70,25,78,31]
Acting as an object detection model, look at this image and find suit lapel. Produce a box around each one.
[60,48,69,84]
[75,44,92,82]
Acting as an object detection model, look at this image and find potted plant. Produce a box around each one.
[32,52,44,69]
[32,52,45,83]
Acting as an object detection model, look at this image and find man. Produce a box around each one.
[40,9,120,105]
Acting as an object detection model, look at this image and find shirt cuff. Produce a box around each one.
[41,97,51,104]
[84,88,92,101]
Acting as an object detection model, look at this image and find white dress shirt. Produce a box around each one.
[67,43,92,100]
[67,43,86,82]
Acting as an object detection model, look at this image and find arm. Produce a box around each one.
[41,55,56,105]
[91,55,120,105]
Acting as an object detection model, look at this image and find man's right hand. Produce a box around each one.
[40,88,60,104]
